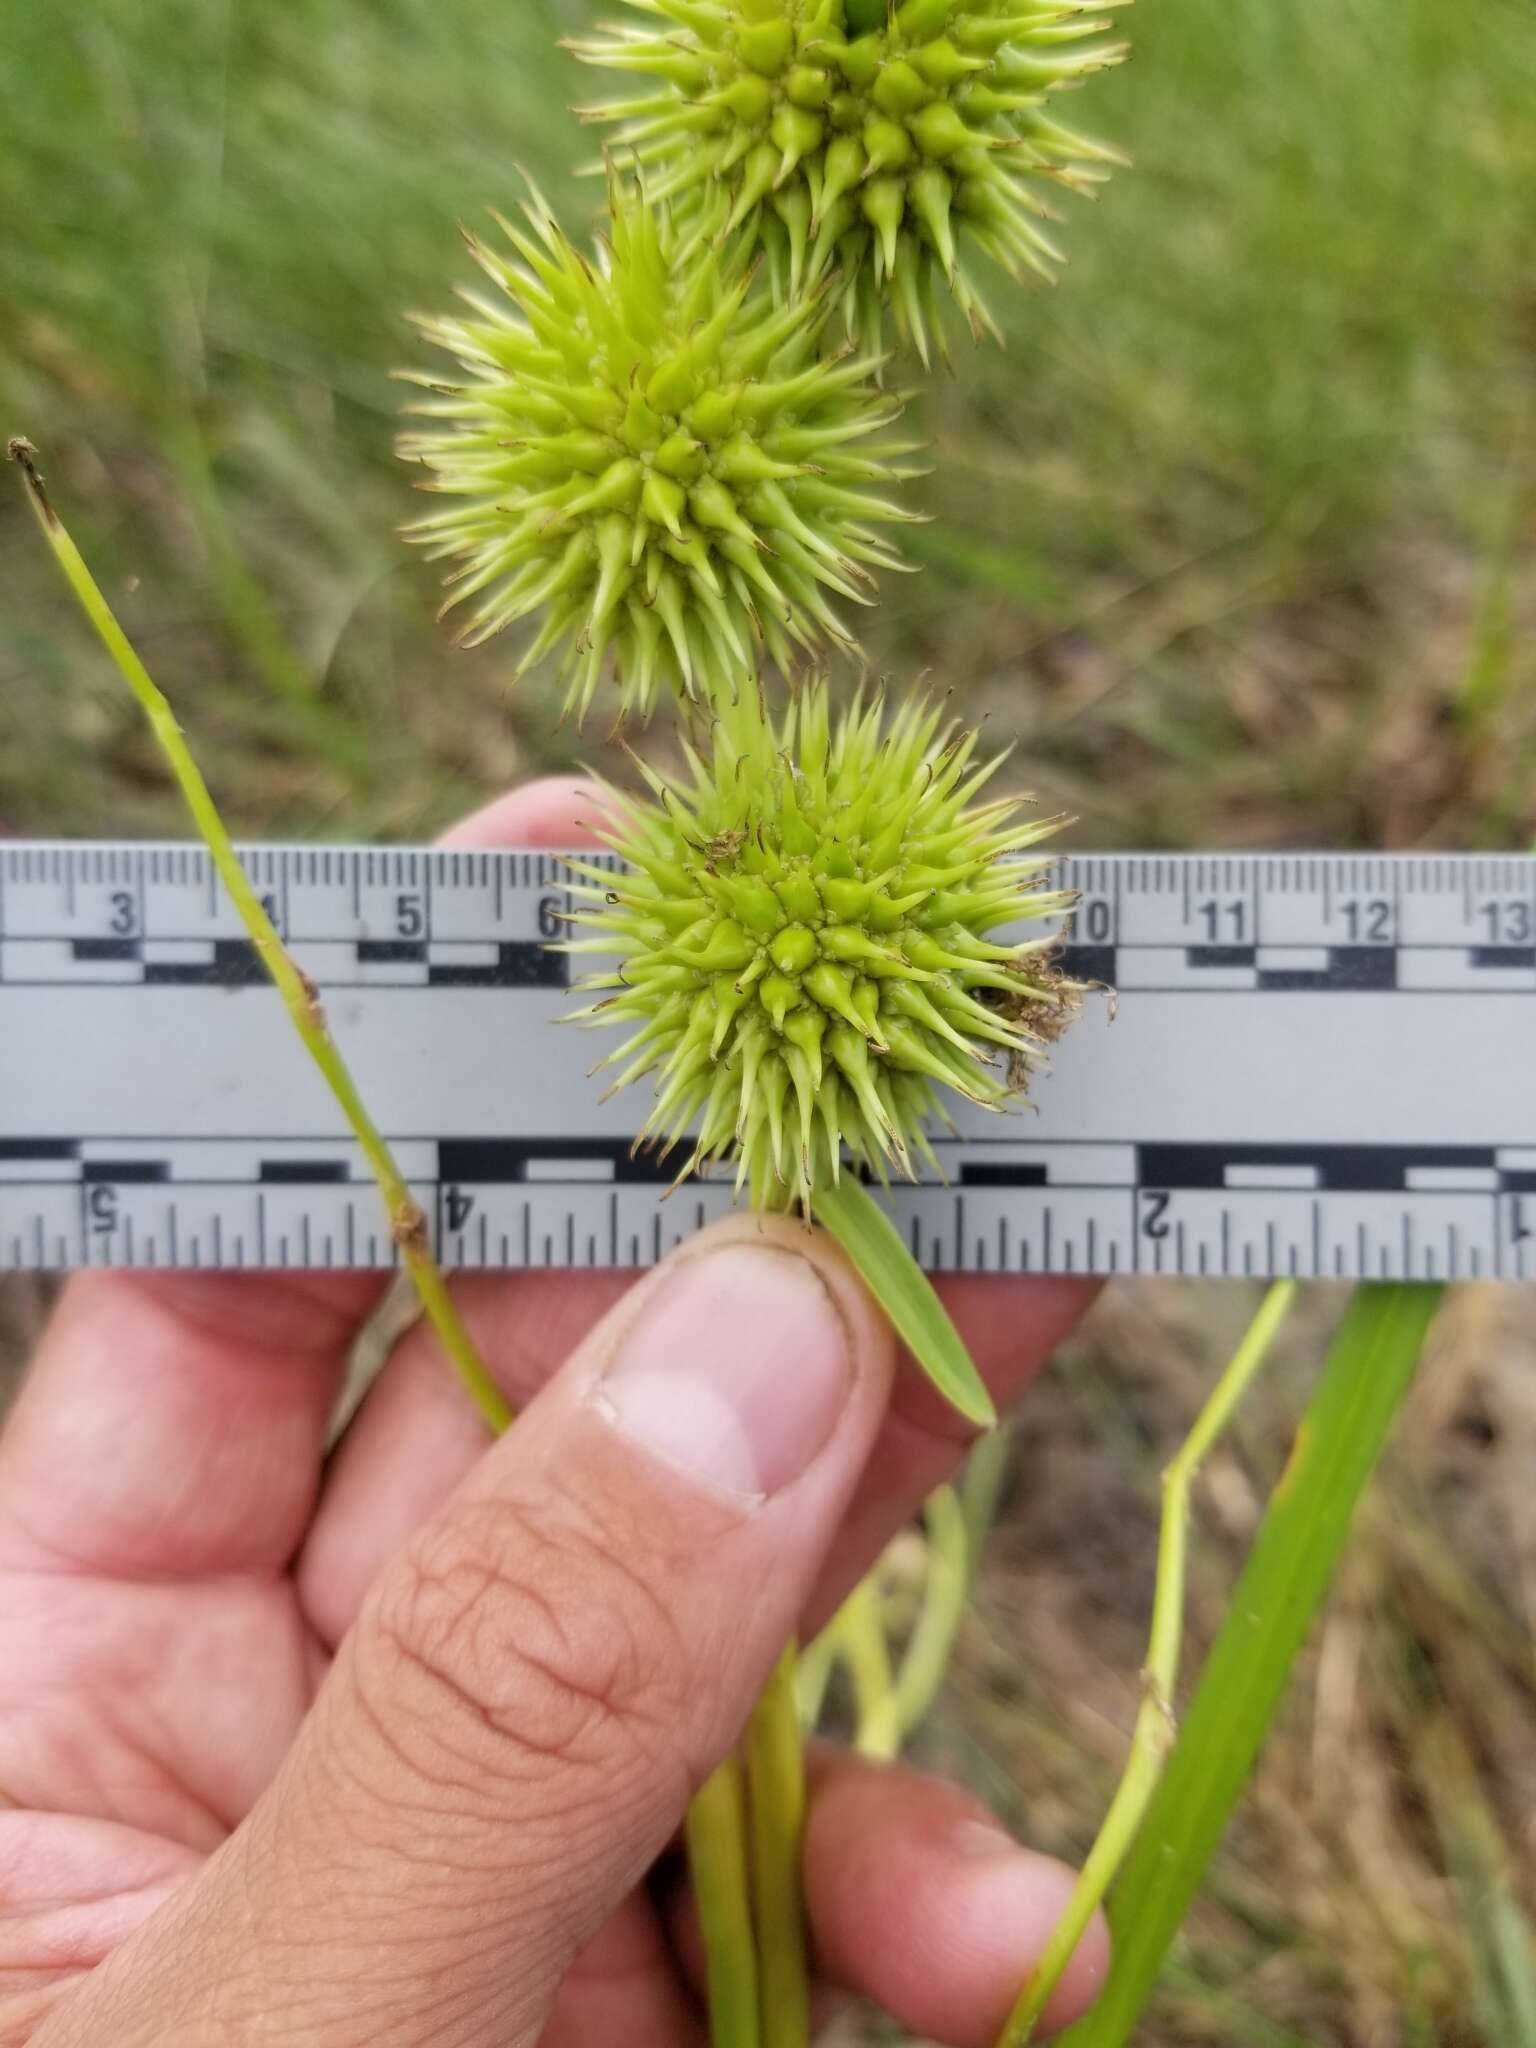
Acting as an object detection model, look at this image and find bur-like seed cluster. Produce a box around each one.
[400,191,918,721]
[571,0,1126,357]
[392,7,1113,1225]
[566,682,1077,1212]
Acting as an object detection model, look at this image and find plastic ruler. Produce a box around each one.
[2,844,1533,1281]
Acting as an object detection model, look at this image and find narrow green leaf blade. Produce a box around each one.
[812,1178,996,1428]
[1058,1284,1442,2047]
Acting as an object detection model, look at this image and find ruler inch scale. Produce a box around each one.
[2,843,1535,1284]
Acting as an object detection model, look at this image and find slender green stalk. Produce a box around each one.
[998,1279,1299,2045]
[892,1483,969,1745]
[1056,1284,1442,2047]
[744,1643,811,2048]
[687,1755,762,2048]
[959,1423,1016,1580]
[834,1574,902,1763]
[8,438,511,1437]
[793,1626,839,1731]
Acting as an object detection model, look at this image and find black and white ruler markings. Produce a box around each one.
[2,844,1535,1281]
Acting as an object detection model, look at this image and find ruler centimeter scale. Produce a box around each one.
[2,844,1535,1283]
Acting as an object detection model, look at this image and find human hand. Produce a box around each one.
[0,781,1106,2047]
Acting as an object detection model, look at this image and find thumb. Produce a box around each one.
[41,1215,896,2048]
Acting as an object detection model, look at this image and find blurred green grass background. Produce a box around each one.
[3,1,1536,2041]
[4,0,1534,846]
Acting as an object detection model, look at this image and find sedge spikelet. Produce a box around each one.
[400,188,920,722]
[565,680,1080,1213]
[569,0,1128,361]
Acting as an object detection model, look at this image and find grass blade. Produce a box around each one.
[1058,1283,1442,2047]
[812,1178,996,1428]
[686,1755,761,2048]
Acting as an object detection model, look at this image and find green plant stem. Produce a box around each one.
[835,1574,902,1762]
[892,1482,969,1745]
[998,1278,1300,2046]
[744,1642,812,2048]
[8,438,511,1438]
[959,1422,1015,1579]
[793,1626,839,1729]
[1056,1283,1442,2048]
[688,1754,762,2048]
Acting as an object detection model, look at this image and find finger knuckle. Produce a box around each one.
[358,1492,690,1810]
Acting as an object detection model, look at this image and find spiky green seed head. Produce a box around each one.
[566,680,1080,1213]
[399,189,919,722]
[570,0,1128,361]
